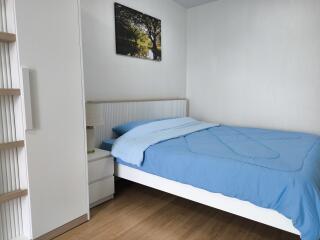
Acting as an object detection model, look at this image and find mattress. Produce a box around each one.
[114,124,320,240]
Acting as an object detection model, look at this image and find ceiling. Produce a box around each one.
[173,0,218,9]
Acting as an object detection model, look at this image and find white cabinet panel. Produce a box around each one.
[89,177,114,206]
[88,157,114,183]
[15,0,89,238]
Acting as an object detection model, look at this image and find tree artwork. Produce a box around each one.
[115,3,162,61]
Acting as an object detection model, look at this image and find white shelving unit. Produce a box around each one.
[0,0,31,239]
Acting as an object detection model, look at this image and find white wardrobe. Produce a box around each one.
[0,0,89,239]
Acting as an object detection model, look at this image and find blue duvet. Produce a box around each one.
[112,119,320,240]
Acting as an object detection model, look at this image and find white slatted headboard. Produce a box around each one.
[90,99,188,146]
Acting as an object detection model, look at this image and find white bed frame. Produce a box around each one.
[93,99,300,236]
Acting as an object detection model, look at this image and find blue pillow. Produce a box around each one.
[112,119,156,136]
[112,118,173,136]
[101,138,116,151]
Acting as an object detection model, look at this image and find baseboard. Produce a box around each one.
[35,214,88,240]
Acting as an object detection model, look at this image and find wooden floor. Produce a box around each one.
[55,180,300,240]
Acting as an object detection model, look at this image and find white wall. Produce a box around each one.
[81,0,187,101]
[187,0,320,134]
[15,0,89,238]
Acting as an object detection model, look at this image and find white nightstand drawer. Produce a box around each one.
[89,177,114,206]
[88,157,114,183]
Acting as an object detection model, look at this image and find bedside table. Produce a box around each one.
[88,148,114,208]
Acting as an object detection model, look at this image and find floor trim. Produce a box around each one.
[35,214,88,240]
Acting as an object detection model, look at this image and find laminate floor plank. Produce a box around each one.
[54,180,300,240]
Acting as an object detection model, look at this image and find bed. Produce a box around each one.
[92,99,320,240]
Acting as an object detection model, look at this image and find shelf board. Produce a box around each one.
[0,190,28,204]
[0,32,16,43]
[0,140,24,151]
[0,88,21,96]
